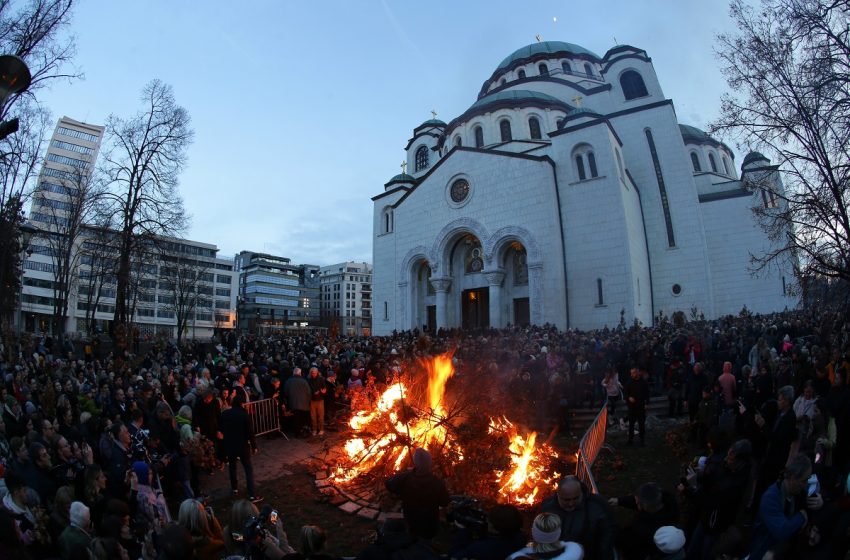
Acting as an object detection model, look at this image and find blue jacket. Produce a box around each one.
[749,482,805,560]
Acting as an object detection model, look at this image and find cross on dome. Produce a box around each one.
[572,95,583,107]
[400,161,407,174]
[431,109,437,119]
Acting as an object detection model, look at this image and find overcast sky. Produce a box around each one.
[36,0,744,266]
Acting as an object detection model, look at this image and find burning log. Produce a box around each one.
[329,352,571,507]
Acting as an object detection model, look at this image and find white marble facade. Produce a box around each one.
[372,41,797,335]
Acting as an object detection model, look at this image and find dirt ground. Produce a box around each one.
[210,419,696,557]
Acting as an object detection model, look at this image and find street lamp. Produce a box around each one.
[17,220,37,337]
[0,55,32,140]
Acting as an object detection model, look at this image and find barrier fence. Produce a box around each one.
[575,400,608,494]
[245,397,282,436]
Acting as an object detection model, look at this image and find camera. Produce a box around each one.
[446,495,487,534]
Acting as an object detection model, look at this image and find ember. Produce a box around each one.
[330,352,567,506]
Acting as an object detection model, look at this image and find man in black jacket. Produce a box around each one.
[385,448,449,539]
[608,482,679,560]
[221,392,260,501]
[539,475,616,560]
[626,368,650,446]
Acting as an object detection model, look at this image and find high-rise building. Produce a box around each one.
[320,262,372,336]
[235,251,321,332]
[20,117,238,338]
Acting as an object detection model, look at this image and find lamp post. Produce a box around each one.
[0,55,32,140]
[17,220,37,337]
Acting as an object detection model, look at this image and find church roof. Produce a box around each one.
[469,90,571,112]
[497,41,601,71]
[418,119,446,127]
[742,151,770,166]
[679,124,733,154]
[388,173,416,183]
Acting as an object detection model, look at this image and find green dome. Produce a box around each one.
[742,151,769,166]
[388,173,416,183]
[469,89,571,112]
[679,124,717,144]
[497,41,601,70]
[419,119,446,127]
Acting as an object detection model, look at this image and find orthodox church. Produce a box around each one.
[371,40,796,334]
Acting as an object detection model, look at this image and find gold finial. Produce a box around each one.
[535,34,543,42]
[572,95,583,108]
[431,109,437,119]
[400,161,407,174]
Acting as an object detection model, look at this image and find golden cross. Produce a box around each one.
[400,161,407,174]
[431,109,437,119]
[535,34,543,42]
[572,95,583,108]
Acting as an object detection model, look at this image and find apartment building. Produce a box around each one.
[319,261,372,336]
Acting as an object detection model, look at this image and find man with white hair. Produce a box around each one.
[59,501,91,558]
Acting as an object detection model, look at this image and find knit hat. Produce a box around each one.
[133,461,151,486]
[654,526,686,554]
[412,448,432,472]
[561,542,583,560]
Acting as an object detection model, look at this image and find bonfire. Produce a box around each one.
[330,352,570,506]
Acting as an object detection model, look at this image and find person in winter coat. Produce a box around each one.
[220,393,260,501]
[625,368,650,446]
[539,476,615,560]
[385,448,449,540]
[507,512,584,560]
[357,518,440,560]
[608,482,679,560]
[283,368,311,437]
[449,504,526,560]
[650,526,685,560]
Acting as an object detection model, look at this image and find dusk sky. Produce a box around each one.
[37,0,744,265]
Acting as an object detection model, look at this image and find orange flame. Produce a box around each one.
[489,417,561,505]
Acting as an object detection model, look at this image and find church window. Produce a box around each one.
[382,207,393,234]
[538,63,549,76]
[588,152,598,178]
[621,70,648,100]
[575,155,587,181]
[450,179,470,203]
[671,283,682,296]
[584,63,593,77]
[384,301,388,320]
[645,128,676,247]
[499,119,512,142]
[512,244,528,286]
[709,153,718,173]
[722,156,731,176]
[561,61,571,74]
[414,145,429,172]
[518,69,526,79]
[528,117,542,140]
[596,279,604,305]
[474,126,484,148]
[690,152,702,172]
[556,118,564,128]
[454,136,462,147]
[500,78,506,87]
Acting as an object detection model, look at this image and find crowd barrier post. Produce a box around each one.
[575,399,608,493]
[245,397,282,437]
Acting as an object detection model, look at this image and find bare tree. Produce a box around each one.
[712,0,850,284]
[77,224,116,335]
[159,253,211,345]
[33,159,105,339]
[100,80,193,338]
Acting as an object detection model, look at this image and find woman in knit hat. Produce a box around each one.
[508,512,583,560]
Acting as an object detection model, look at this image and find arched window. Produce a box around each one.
[690,152,702,172]
[538,63,549,76]
[474,126,484,148]
[414,145,429,172]
[588,152,598,178]
[499,119,512,142]
[596,278,604,305]
[382,207,393,233]
[575,155,587,181]
[454,136,462,147]
[500,78,506,87]
[561,61,571,74]
[528,117,541,140]
[722,156,731,176]
[556,118,564,128]
[584,63,593,77]
[518,69,526,79]
[620,70,648,100]
[709,153,718,173]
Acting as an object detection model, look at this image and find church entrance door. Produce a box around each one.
[461,288,489,329]
[426,305,436,332]
[513,297,530,326]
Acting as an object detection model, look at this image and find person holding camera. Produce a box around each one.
[449,503,526,560]
[223,499,294,560]
[749,454,823,560]
[176,498,225,558]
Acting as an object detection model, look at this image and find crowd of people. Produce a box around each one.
[0,306,847,559]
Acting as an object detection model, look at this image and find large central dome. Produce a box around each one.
[496,41,601,70]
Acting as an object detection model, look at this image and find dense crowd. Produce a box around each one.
[0,306,847,559]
